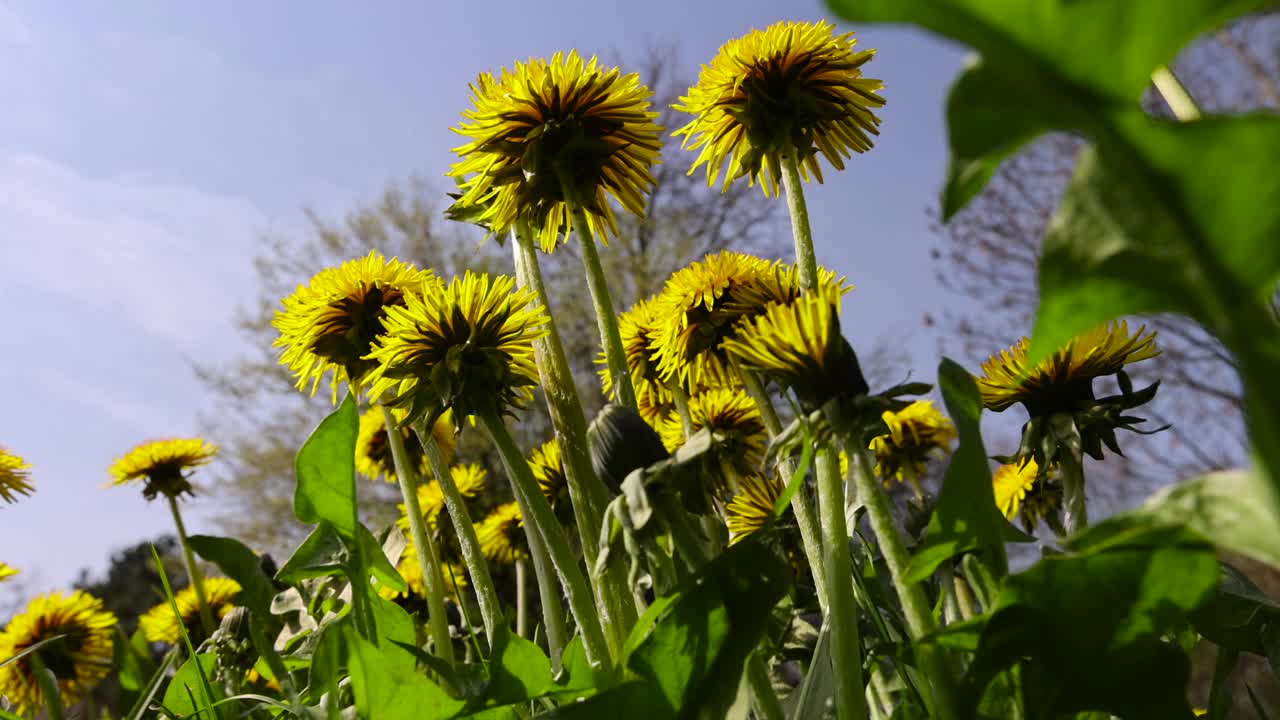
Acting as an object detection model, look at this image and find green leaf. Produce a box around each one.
[907,359,1032,583]
[275,522,346,584]
[160,653,222,717]
[486,624,554,704]
[357,523,406,594]
[1192,562,1280,656]
[346,625,464,720]
[535,681,672,720]
[295,392,359,539]
[114,627,156,694]
[548,634,596,702]
[189,534,276,615]
[781,624,832,720]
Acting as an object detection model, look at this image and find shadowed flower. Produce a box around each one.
[273,251,435,403]
[0,447,33,504]
[476,502,529,565]
[367,272,548,424]
[396,464,487,532]
[868,401,956,491]
[726,474,784,545]
[0,591,116,714]
[376,542,468,602]
[0,563,16,582]
[355,407,456,483]
[658,388,767,491]
[675,20,884,196]
[722,286,866,410]
[600,296,674,416]
[138,577,242,645]
[529,439,567,509]
[109,438,217,500]
[976,322,1160,415]
[449,51,663,252]
[992,457,1061,534]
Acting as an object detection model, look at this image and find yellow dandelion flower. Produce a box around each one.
[0,448,33,504]
[868,401,956,487]
[722,259,849,315]
[976,321,1160,415]
[476,502,529,565]
[448,50,663,252]
[726,474,784,545]
[658,388,767,491]
[652,250,774,390]
[376,542,468,602]
[675,20,884,196]
[355,406,456,483]
[397,463,487,532]
[0,591,116,714]
[600,296,674,412]
[367,272,548,423]
[992,457,1061,533]
[529,439,567,509]
[109,438,217,500]
[0,563,17,582]
[138,577,241,645]
[722,286,866,409]
[273,251,436,403]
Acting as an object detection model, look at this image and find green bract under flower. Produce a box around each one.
[367,272,549,425]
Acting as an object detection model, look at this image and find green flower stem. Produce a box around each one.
[380,405,454,664]
[166,495,216,636]
[520,500,570,673]
[779,149,819,292]
[556,177,637,412]
[738,367,829,610]
[511,222,638,653]
[846,448,957,720]
[30,653,65,720]
[814,445,867,720]
[414,423,504,644]
[480,410,612,673]
[1058,427,1089,535]
[1151,65,1201,121]
[515,558,528,639]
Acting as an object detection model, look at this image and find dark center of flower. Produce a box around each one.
[312,285,407,382]
[1021,376,1098,417]
[143,464,194,500]
[32,628,85,679]
[369,427,423,475]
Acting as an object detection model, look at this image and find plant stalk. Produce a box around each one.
[515,558,528,639]
[1052,414,1089,535]
[480,410,612,672]
[520,500,570,673]
[166,495,216,636]
[379,404,454,664]
[30,653,65,720]
[414,422,504,644]
[511,221,638,653]
[779,149,820,292]
[1151,65,1202,122]
[815,446,867,720]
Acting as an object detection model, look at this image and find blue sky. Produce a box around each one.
[0,1,970,591]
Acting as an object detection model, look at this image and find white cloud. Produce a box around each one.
[0,151,274,356]
[0,3,30,46]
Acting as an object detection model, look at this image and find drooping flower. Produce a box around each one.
[0,563,17,582]
[448,51,663,252]
[0,448,33,504]
[396,464,487,532]
[476,502,529,565]
[722,285,867,410]
[376,542,468,602]
[0,591,116,714]
[109,438,217,500]
[367,272,548,424]
[273,251,436,403]
[600,296,673,417]
[658,388,768,492]
[138,577,242,645]
[355,406,456,483]
[675,20,884,196]
[992,457,1061,534]
[976,322,1160,415]
[725,474,784,545]
[529,439,567,509]
[868,401,957,490]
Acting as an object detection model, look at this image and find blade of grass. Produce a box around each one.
[29,653,65,720]
[0,633,67,670]
[151,544,225,720]
[124,648,178,720]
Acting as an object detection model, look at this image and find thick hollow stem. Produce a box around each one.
[511,223,637,652]
[814,446,867,720]
[1059,438,1089,536]
[519,497,569,672]
[738,368,829,610]
[515,558,528,639]
[779,149,819,292]
[166,495,216,636]
[480,410,612,673]
[847,448,958,720]
[380,405,455,664]
[414,423,503,644]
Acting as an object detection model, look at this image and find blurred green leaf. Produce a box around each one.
[346,625,464,719]
[781,623,832,720]
[190,534,276,614]
[1191,563,1280,655]
[536,681,671,720]
[160,653,222,718]
[113,627,156,694]
[295,392,359,538]
[908,359,1033,583]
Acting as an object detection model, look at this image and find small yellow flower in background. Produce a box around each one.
[976,321,1159,415]
[355,406,456,483]
[658,387,767,490]
[449,50,663,252]
[726,474,784,545]
[476,502,529,565]
[0,563,17,582]
[868,401,957,492]
[652,250,771,390]
[992,457,1061,533]
[396,464,487,532]
[601,296,674,417]
[529,439,567,509]
[109,438,217,500]
[273,250,435,403]
[376,542,468,602]
[367,272,548,424]
[675,20,884,196]
[0,447,33,504]
[138,577,241,644]
[0,591,116,714]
